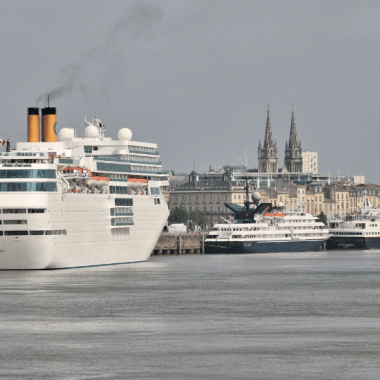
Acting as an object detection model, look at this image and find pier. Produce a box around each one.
[152,233,208,255]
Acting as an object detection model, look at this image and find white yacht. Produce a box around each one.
[327,191,380,250]
[0,107,169,269]
[205,184,329,254]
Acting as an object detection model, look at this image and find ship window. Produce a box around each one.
[0,183,57,192]
[150,187,160,195]
[30,231,44,235]
[3,209,26,214]
[0,231,3,236]
[115,198,133,206]
[3,220,27,225]
[4,231,28,236]
[0,170,56,179]
[28,209,46,213]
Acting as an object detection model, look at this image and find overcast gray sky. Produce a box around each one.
[0,0,379,181]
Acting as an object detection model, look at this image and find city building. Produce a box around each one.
[168,178,255,227]
[302,151,318,173]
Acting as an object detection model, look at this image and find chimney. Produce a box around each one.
[27,108,40,142]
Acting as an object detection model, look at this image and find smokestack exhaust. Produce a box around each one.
[27,107,40,142]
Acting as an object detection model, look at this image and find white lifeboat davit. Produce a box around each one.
[87,176,110,187]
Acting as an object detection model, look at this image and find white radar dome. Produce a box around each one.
[251,191,261,202]
[118,128,132,141]
[278,201,284,208]
[58,128,75,141]
[84,125,99,138]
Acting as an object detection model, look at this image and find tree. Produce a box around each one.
[168,206,189,224]
[189,209,206,226]
[317,211,327,225]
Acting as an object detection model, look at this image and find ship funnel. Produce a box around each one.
[41,107,57,142]
[27,107,40,142]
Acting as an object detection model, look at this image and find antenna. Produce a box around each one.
[48,94,50,107]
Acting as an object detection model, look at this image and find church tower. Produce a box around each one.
[258,108,278,173]
[284,109,303,172]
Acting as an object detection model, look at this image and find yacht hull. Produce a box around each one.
[326,236,380,250]
[205,239,327,254]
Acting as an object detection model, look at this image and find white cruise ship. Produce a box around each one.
[0,107,169,269]
[327,191,380,250]
[205,185,329,254]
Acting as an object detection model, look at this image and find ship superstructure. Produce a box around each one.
[0,107,169,269]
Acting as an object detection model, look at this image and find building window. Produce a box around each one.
[175,195,178,201]
[203,195,206,200]
[181,195,185,201]
[210,195,213,200]
[189,206,192,212]
[218,206,221,212]
[203,206,206,212]
[224,195,227,200]
[196,195,199,201]
[210,205,213,212]
[217,195,220,200]
[188,195,191,201]
[234,195,236,200]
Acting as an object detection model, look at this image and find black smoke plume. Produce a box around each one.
[36,1,163,106]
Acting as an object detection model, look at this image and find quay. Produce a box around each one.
[152,232,208,255]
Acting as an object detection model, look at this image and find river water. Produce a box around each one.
[1,251,380,379]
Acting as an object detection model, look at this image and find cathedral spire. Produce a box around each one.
[288,109,298,148]
[284,108,303,173]
[258,107,278,174]
[264,107,273,147]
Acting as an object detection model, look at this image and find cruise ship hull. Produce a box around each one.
[205,239,327,254]
[326,236,380,250]
[0,193,169,270]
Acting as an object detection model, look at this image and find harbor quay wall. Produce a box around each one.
[152,233,208,255]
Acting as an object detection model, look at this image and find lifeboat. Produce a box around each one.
[263,212,275,217]
[87,176,110,187]
[274,212,285,217]
[127,178,148,187]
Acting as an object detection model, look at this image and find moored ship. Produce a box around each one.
[327,191,380,250]
[205,180,329,254]
[0,106,169,269]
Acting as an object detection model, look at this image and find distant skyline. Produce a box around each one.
[0,0,379,181]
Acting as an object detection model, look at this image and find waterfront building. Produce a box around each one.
[284,110,303,173]
[168,178,255,226]
[323,184,350,217]
[258,108,278,173]
[302,151,318,173]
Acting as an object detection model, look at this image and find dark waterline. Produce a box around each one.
[0,251,380,379]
